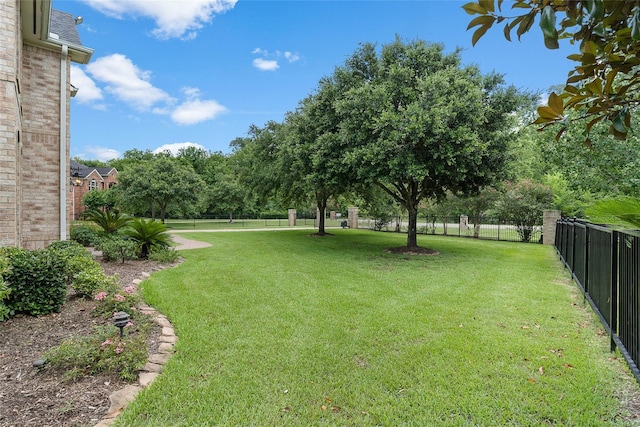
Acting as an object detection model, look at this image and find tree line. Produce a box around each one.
[77,37,640,248]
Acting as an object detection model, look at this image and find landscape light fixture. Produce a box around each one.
[113,311,130,337]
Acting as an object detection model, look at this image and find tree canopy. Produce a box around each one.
[464,0,640,140]
[334,37,533,247]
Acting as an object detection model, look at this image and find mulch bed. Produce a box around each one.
[0,259,166,427]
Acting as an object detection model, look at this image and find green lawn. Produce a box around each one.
[117,230,636,426]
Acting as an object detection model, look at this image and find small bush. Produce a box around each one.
[0,253,11,321]
[70,257,118,298]
[70,225,101,247]
[148,247,180,263]
[2,248,67,316]
[98,237,137,263]
[43,322,151,382]
[92,281,141,318]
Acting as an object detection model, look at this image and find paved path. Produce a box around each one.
[170,233,213,250]
[169,227,326,251]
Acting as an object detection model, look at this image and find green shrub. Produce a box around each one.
[70,225,101,247]
[98,237,137,263]
[148,246,180,263]
[123,218,171,259]
[2,248,67,316]
[69,257,117,298]
[0,252,11,321]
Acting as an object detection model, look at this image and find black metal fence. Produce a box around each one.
[555,218,640,382]
[362,215,543,243]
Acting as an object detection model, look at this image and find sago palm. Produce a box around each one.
[123,218,172,259]
[82,208,132,235]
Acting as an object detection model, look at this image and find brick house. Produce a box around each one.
[0,1,93,249]
[69,160,118,220]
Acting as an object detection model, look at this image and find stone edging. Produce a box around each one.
[93,272,178,427]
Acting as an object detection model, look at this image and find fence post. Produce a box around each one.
[288,209,297,227]
[543,210,561,245]
[348,207,359,229]
[610,230,618,352]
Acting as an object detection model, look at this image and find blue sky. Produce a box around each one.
[60,0,577,162]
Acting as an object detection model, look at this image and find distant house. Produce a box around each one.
[69,160,118,220]
[0,1,93,248]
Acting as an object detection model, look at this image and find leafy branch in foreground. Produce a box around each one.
[464,0,640,140]
[585,197,640,230]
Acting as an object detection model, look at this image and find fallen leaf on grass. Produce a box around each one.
[281,407,291,412]
[528,378,536,384]
[563,363,574,369]
[332,406,341,412]
[538,366,544,375]
[321,405,327,411]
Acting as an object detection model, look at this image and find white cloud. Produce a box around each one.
[80,55,226,125]
[171,99,227,125]
[253,58,279,71]
[81,146,121,162]
[284,51,300,63]
[83,0,237,39]
[70,65,103,104]
[153,142,207,156]
[252,47,300,71]
[86,54,172,111]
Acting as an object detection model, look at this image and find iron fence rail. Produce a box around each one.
[556,218,640,383]
[363,216,543,243]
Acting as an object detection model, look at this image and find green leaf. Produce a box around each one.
[478,0,494,13]
[612,109,628,133]
[503,22,512,41]
[537,106,560,120]
[540,6,556,39]
[516,13,535,40]
[547,93,563,115]
[544,35,559,49]
[603,70,618,94]
[511,1,531,9]
[472,23,493,46]
[462,2,487,15]
[631,7,640,41]
[467,15,496,30]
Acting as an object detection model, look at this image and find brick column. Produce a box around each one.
[543,210,561,245]
[348,207,359,229]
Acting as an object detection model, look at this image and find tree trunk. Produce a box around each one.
[407,203,418,247]
[317,199,327,234]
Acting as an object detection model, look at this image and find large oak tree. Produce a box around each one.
[335,37,532,248]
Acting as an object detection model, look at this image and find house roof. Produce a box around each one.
[50,10,82,46]
[70,160,118,180]
[21,1,93,64]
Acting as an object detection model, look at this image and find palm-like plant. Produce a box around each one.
[586,197,640,230]
[123,218,172,259]
[82,208,132,235]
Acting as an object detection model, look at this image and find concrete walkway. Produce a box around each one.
[169,227,325,250]
[170,233,212,250]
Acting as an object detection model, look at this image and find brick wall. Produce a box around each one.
[0,0,20,247]
[20,44,67,249]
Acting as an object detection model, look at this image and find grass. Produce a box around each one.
[117,230,637,426]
